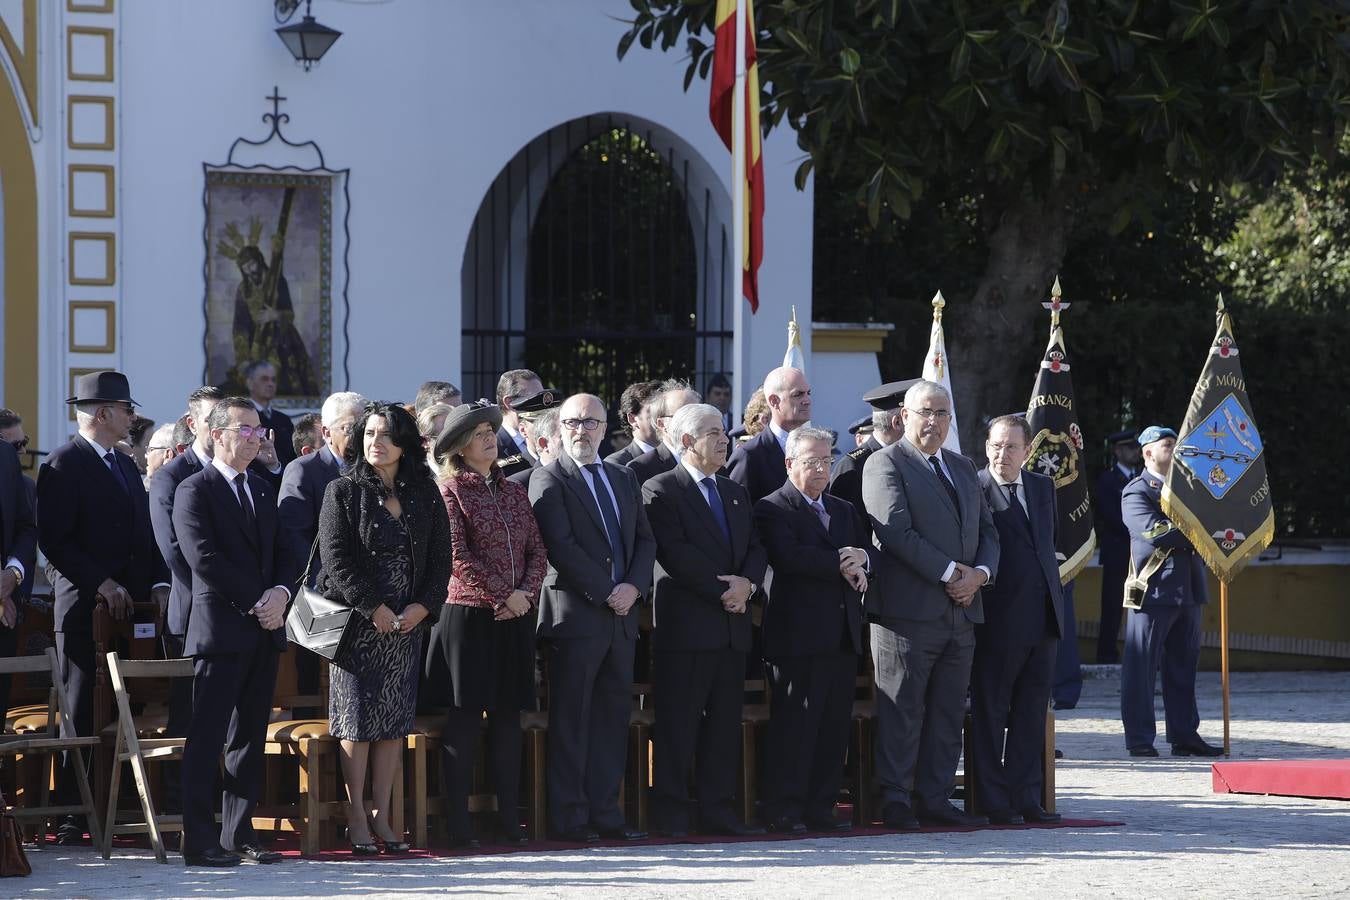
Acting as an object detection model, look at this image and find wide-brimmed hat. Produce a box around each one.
[66,370,139,406]
[434,400,503,462]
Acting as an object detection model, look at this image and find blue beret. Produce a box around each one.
[1137,425,1177,447]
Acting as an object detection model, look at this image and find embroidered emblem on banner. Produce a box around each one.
[1175,393,1263,500]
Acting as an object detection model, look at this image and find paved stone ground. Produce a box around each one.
[15,669,1350,899]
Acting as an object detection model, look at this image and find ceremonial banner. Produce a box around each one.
[783,306,805,372]
[922,291,961,453]
[709,0,764,312]
[1161,299,1274,582]
[1024,281,1094,582]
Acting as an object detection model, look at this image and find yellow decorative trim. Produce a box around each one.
[67,94,115,150]
[1,62,39,439]
[68,164,115,218]
[0,0,39,127]
[66,26,114,82]
[1161,484,1276,585]
[67,0,114,11]
[812,327,890,353]
[69,301,116,353]
[69,231,116,286]
[67,368,110,421]
[1058,526,1096,585]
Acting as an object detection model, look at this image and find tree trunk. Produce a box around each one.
[951,185,1077,451]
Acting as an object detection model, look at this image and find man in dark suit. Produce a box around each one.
[642,403,767,837]
[626,381,700,485]
[1094,429,1141,663]
[244,361,296,469]
[605,380,663,466]
[37,371,168,843]
[971,416,1065,825]
[528,393,656,842]
[1120,426,1222,759]
[495,368,543,464]
[727,366,812,504]
[755,426,871,834]
[0,435,37,720]
[861,380,999,829]
[704,373,735,433]
[172,396,298,866]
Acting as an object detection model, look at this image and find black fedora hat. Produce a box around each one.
[66,370,139,406]
[433,400,504,463]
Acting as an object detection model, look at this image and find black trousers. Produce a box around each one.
[970,634,1056,814]
[652,648,744,832]
[764,651,855,823]
[181,633,279,856]
[0,623,16,722]
[441,706,523,838]
[544,622,634,832]
[55,631,96,810]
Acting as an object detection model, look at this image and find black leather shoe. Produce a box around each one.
[235,842,282,864]
[766,816,807,834]
[184,846,241,867]
[984,809,1025,826]
[1019,807,1063,824]
[1172,739,1224,757]
[350,842,379,856]
[702,820,766,837]
[1054,749,1064,759]
[380,840,412,854]
[1129,745,1160,757]
[595,825,647,841]
[55,816,86,846]
[919,804,988,828]
[549,826,599,843]
[881,802,920,830]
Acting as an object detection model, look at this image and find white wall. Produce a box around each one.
[111,0,813,425]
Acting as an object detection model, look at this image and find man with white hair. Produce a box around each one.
[509,408,561,489]
[278,391,366,580]
[642,403,767,837]
[727,366,812,503]
[628,380,701,485]
[861,379,999,829]
[145,422,180,482]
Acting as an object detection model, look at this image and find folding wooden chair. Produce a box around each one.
[625,682,654,832]
[739,676,771,826]
[0,648,102,848]
[101,652,192,862]
[1042,706,1057,813]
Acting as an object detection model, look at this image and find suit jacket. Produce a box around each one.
[828,435,881,528]
[1121,472,1209,608]
[528,454,656,641]
[0,441,37,595]
[497,425,534,466]
[507,465,537,490]
[149,445,208,636]
[277,445,342,583]
[605,442,645,466]
[37,435,166,634]
[754,481,868,657]
[642,465,767,654]
[257,406,296,469]
[726,427,787,504]
[977,470,1064,645]
[627,442,677,486]
[861,438,999,624]
[1094,465,1135,565]
[172,463,299,655]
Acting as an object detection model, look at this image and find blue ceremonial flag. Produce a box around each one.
[1161,298,1275,583]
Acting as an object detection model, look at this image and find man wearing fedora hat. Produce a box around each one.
[37,370,168,843]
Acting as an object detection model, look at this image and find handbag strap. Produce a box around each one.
[297,534,321,588]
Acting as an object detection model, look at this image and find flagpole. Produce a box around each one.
[731,0,748,410]
[1221,581,1231,756]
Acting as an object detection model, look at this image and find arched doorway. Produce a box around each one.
[461,114,732,412]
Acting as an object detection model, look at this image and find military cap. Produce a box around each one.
[1137,425,1177,447]
[862,378,921,410]
[1107,429,1138,446]
[848,415,874,436]
[513,387,562,417]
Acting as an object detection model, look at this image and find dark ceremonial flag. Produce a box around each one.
[1162,298,1274,582]
[1024,278,1095,582]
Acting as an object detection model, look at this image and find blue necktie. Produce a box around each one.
[104,451,130,494]
[585,464,626,582]
[701,476,732,544]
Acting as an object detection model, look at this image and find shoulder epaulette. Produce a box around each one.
[847,446,870,461]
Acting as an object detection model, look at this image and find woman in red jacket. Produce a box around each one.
[426,401,547,847]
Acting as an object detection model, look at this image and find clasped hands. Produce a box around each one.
[373,602,429,634]
[251,586,290,630]
[945,562,987,607]
[838,548,869,593]
[717,575,752,614]
[494,590,532,621]
[607,583,640,617]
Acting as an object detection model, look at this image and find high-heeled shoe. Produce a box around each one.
[378,837,411,854]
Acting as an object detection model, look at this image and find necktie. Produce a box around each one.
[810,497,831,530]
[701,476,732,544]
[927,454,961,516]
[584,464,626,582]
[104,451,130,494]
[233,472,257,533]
[1006,482,1031,527]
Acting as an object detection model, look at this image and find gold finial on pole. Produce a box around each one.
[931,290,945,323]
[1042,275,1069,331]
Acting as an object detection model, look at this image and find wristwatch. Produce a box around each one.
[4,566,20,584]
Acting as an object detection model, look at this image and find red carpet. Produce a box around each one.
[1213,759,1350,801]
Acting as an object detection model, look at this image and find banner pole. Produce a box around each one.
[1220,580,1231,757]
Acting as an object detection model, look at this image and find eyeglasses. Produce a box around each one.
[987,442,1026,453]
[907,407,951,421]
[561,418,604,432]
[7,438,28,452]
[147,445,174,454]
[792,456,833,470]
[217,425,273,441]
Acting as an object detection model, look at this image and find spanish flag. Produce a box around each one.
[709,0,764,313]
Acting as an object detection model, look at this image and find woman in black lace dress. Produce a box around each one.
[317,402,451,853]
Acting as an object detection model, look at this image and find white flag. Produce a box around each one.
[921,291,961,453]
[783,305,806,372]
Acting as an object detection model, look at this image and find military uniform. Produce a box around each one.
[828,379,918,527]
[497,387,561,480]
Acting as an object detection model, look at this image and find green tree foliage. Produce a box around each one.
[619,0,1350,444]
